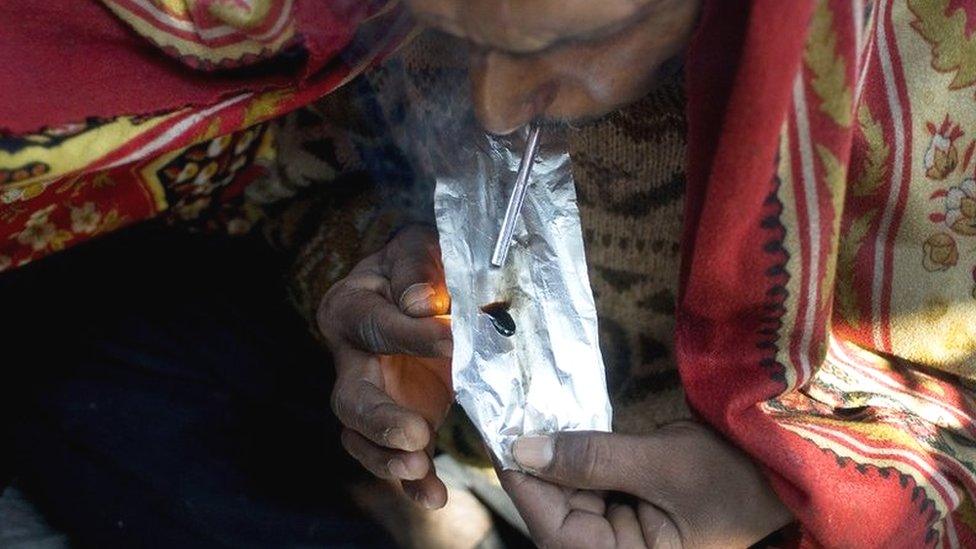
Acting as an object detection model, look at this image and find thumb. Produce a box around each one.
[383,226,450,317]
[512,431,640,492]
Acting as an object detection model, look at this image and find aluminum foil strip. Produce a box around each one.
[431,124,612,470]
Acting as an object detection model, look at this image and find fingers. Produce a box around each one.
[568,490,606,516]
[406,0,657,53]
[499,470,616,549]
[340,428,431,481]
[402,467,449,510]
[607,504,652,549]
[514,423,793,549]
[512,431,642,492]
[636,505,683,549]
[397,282,450,318]
[317,226,451,356]
[316,227,455,506]
[331,359,432,452]
[341,413,447,510]
[383,227,450,318]
[497,470,570,539]
[323,285,452,357]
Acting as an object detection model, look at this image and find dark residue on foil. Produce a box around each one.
[481,301,516,337]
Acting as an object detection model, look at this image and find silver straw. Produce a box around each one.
[490,125,542,267]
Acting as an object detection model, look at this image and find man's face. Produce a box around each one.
[408,0,701,134]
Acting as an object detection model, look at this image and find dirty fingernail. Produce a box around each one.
[512,435,553,471]
[655,521,682,549]
[399,283,435,314]
[405,486,433,509]
[384,427,409,449]
[388,458,409,479]
[417,493,437,510]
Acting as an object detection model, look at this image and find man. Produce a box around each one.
[4,1,976,547]
[315,0,976,546]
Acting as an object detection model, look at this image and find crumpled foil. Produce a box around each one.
[431,125,612,470]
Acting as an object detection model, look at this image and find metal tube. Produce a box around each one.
[490,124,542,268]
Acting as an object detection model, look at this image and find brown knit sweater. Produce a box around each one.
[261,30,691,452]
[570,76,690,434]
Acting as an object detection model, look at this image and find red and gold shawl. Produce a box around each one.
[0,0,412,271]
[681,0,976,545]
[5,1,976,546]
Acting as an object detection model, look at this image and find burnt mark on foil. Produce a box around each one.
[481,301,516,337]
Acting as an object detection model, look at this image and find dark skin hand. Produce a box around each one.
[318,232,792,547]
[317,225,454,509]
[503,423,793,548]
[319,6,788,537]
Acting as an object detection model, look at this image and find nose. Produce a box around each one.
[466,0,699,135]
[469,50,558,135]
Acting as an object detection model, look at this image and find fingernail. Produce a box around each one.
[388,458,409,479]
[406,487,434,510]
[512,435,553,471]
[399,283,435,314]
[656,521,682,549]
[417,494,437,510]
[434,339,453,358]
[384,427,409,449]
[642,511,683,549]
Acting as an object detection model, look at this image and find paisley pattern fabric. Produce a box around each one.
[101,0,300,69]
[0,0,412,272]
[6,0,976,546]
[681,0,976,545]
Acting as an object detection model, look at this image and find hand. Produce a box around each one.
[406,0,701,134]
[317,225,453,509]
[500,421,792,548]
